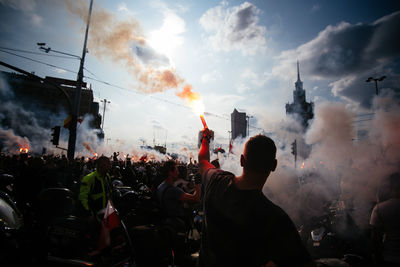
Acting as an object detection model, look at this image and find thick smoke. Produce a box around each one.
[259,92,400,229]
[0,74,102,156]
[63,0,199,103]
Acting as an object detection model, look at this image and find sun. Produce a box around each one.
[148,12,185,59]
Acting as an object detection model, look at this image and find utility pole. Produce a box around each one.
[101,99,110,131]
[67,0,94,161]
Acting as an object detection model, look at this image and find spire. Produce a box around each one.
[297,60,301,82]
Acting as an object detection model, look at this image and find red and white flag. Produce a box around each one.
[97,200,120,250]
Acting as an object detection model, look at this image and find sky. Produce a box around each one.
[0,0,399,150]
[1,0,400,227]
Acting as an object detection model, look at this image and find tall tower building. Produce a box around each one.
[285,61,314,130]
[231,108,247,140]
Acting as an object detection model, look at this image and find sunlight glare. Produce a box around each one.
[148,12,185,59]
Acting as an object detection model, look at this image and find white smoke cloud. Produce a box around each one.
[260,95,400,228]
[199,1,267,55]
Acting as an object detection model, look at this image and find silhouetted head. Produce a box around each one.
[96,156,111,176]
[211,159,220,169]
[162,160,178,181]
[241,135,277,176]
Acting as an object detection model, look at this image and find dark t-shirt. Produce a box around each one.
[157,181,185,219]
[200,168,312,267]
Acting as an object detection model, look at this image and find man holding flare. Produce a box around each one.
[197,116,315,267]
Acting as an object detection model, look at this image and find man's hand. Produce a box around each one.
[201,127,212,143]
[199,127,215,176]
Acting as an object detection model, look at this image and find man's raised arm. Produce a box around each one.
[198,129,214,176]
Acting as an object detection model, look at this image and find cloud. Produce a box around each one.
[311,4,320,12]
[201,70,222,83]
[148,118,165,130]
[148,11,186,58]
[269,11,400,107]
[31,13,43,26]
[1,0,42,27]
[199,1,267,55]
[134,44,170,66]
[117,2,129,12]
[0,0,36,12]
[236,83,251,94]
[241,68,269,87]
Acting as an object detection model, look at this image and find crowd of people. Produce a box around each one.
[0,129,399,267]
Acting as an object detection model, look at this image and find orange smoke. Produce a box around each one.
[176,84,205,115]
[82,142,97,157]
[64,0,204,112]
[176,84,200,102]
[64,0,185,93]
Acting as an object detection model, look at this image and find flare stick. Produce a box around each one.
[200,114,208,129]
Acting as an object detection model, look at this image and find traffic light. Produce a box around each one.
[291,139,297,156]
[51,126,60,146]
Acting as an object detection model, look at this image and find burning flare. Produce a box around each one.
[176,84,207,128]
[19,147,29,153]
[200,114,208,129]
[83,142,97,157]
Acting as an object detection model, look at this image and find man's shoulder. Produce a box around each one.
[205,168,234,182]
[82,170,97,182]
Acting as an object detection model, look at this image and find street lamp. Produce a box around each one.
[366,76,386,95]
[101,99,111,132]
[246,115,253,137]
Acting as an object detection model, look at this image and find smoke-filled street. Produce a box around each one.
[1,0,400,266]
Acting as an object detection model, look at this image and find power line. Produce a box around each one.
[0,51,267,133]
[0,49,77,74]
[0,46,78,59]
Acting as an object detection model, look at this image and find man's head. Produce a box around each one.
[163,160,178,181]
[96,156,111,176]
[389,172,400,197]
[241,135,277,176]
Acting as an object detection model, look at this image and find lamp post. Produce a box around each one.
[101,99,110,132]
[246,115,253,137]
[366,76,386,95]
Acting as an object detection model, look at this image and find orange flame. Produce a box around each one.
[19,147,29,153]
[176,84,205,115]
[300,162,305,169]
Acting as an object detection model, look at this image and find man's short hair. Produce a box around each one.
[244,135,276,173]
[162,160,176,177]
[96,156,110,167]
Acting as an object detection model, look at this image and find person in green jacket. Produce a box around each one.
[79,156,112,219]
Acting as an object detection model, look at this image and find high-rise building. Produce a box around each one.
[231,108,247,140]
[285,62,314,130]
